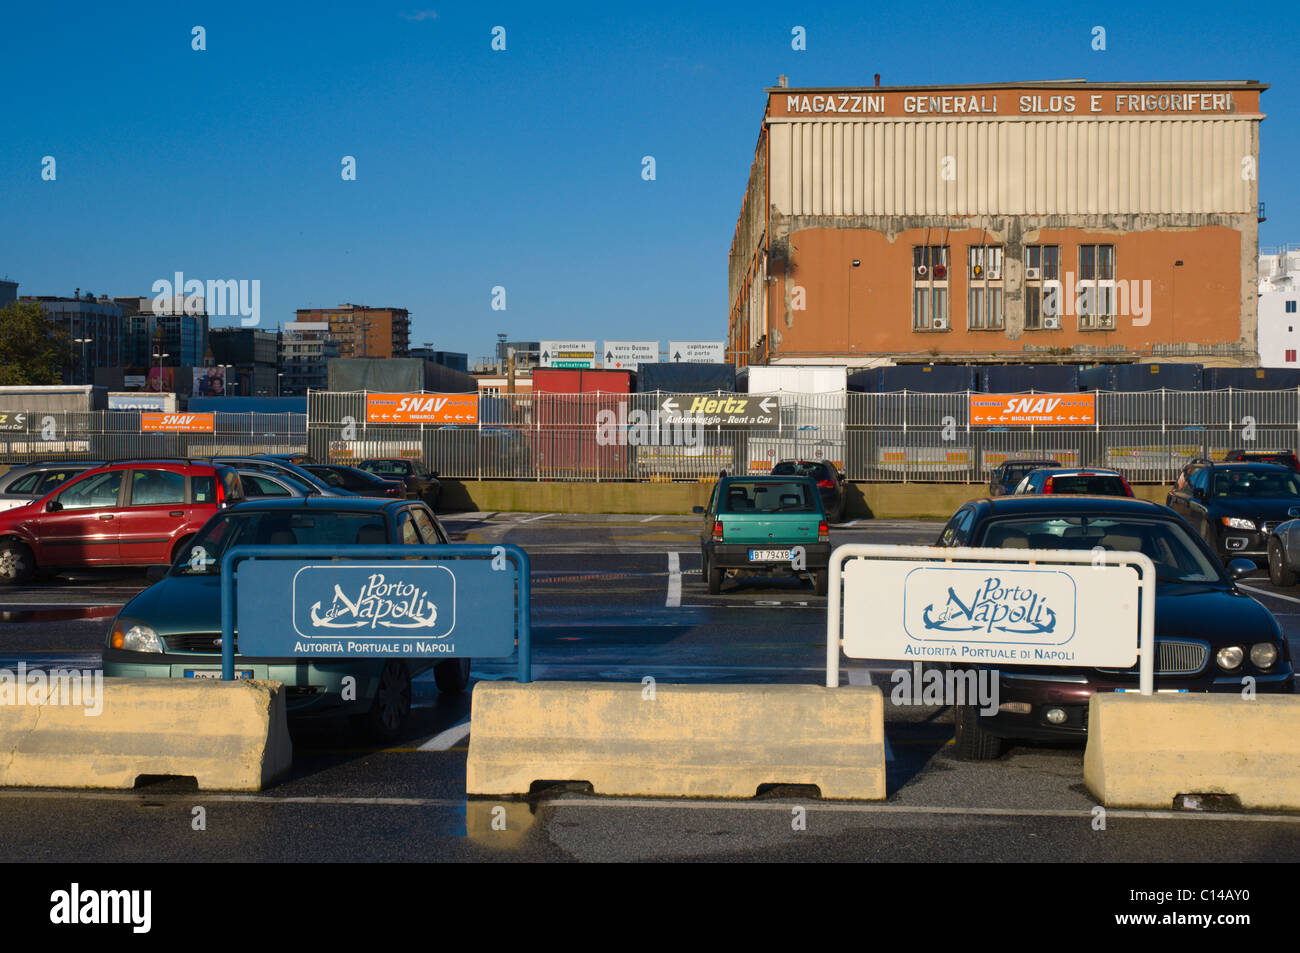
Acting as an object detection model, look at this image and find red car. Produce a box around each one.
[0,460,243,584]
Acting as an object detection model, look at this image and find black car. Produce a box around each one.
[1165,460,1300,564]
[937,495,1293,760]
[357,459,441,512]
[303,464,406,499]
[987,459,1061,496]
[1223,448,1300,472]
[770,460,845,521]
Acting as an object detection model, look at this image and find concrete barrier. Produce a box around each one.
[467,681,886,800]
[0,677,292,791]
[1084,693,1300,810]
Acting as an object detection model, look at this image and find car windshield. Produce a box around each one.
[1211,469,1300,498]
[722,481,819,513]
[174,511,391,575]
[1044,474,1128,495]
[771,462,828,479]
[360,460,407,477]
[978,515,1224,584]
[1004,463,1053,482]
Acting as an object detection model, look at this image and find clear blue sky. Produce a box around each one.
[2,0,1296,363]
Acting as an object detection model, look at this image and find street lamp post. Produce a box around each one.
[73,338,92,386]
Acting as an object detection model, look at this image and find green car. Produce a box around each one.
[102,497,472,742]
[694,475,831,595]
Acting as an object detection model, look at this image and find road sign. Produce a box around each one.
[222,544,531,682]
[540,341,597,369]
[365,393,479,424]
[658,394,777,426]
[603,341,658,369]
[970,393,1096,426]
[668,341,726,363]
[0,413,25,432]
[140,413,214,433]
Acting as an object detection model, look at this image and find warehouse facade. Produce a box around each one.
[728,80,1266,367]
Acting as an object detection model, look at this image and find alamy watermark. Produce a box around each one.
[151,271,260,326]
[0,662,103,716]
[596,403,704,447]
[1041,271,1150,327]
[890,661,999,716]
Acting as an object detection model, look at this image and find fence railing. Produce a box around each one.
[1,390,1297,484]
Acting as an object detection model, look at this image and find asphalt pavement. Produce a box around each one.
[0,511,1296,862]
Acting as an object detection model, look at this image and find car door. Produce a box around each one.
[118,467,189,564]
[32,469,124,566]
[1183,467,1212,539]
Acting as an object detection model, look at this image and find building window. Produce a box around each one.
[1077,244,1116,330]
[912,246,950,330]
[1024,245,1060,330]
[1287,301,1297,313]
[966,246,1004,330]
[1287,349,1297,363]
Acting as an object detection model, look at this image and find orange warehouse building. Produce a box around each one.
[728,80,1267,367]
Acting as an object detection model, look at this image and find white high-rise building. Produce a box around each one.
[1258,245,1300,367]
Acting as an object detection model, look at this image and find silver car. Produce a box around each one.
[0,462,104,513]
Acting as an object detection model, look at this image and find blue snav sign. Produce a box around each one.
[219,544,529,680]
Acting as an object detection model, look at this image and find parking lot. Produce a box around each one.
[0,512,1296,863]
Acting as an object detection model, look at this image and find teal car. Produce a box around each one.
[694,475,831,595]
[102,497,471,741]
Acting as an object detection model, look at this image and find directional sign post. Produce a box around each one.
[667,341,726,364]
[539,341,597,369]
[221,544,532,683]
[659,394,777,426]
[602,341,658,369]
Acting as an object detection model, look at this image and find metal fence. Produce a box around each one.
[0,412,307,463]
[3,390,1297,484]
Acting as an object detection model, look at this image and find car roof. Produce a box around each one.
[1001,459,1060,467]
[1202,461,1295,472]
[1024,467,1124,476]
[225,497,413,514]
[721,474,818,485]
[971,495,1171,518]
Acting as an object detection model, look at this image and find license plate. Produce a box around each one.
[185,669,254,680]
[1114,688,1189,693]
[750,549,792,561]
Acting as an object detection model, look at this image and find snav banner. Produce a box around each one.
[970,393,1096,426]
[140,413,214,433]
[365,393,479,424]
[842,559,1139,667]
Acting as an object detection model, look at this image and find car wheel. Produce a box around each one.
[954,702,1002,761]
[362,661,412,743]
[434,658,471,695]
[0,541,35,586]
[708,562,724,595]
[813,569,828,596]
[1269,538,1296,587]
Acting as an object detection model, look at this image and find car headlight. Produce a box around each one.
[110,618,163,653]
[1220,517,1256,531]
[1215,646,1244,671]
[1249,643,1279,670]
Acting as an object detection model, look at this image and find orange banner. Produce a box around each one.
[365,393,479,424]
[970,394,1096,426]
[140,412,215,433]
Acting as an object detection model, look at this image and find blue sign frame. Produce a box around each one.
[219,544,531,683]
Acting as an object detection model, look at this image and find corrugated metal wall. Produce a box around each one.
[767,118,1257,216]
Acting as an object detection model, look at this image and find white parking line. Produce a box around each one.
[641,514,661,522]
[1239,583,1300,606]
[666,553,681,608]
[417,720,472,751]
[519,513,554,523]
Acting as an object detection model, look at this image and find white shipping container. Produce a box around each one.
[108,392,178,413]
[740,365,847,394]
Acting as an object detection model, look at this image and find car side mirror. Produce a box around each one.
[1193,487,1206,500]
[45,499,62,512]
[692,506,705,515]
[1226,558,1256,581]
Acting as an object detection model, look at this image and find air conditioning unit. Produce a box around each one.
[986,268,1001,280]
[1043,315,1061,330]
[915,265,929,279]
[932,316,948,330]
[1025,267,1042,280]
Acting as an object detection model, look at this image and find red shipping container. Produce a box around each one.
[532,369,633,478]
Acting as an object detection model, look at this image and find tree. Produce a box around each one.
[0,302,70,385]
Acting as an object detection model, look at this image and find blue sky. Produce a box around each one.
[2,0,1296,363]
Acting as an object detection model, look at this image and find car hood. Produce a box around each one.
[1153,582,1283,648]
[118,574,223,636]
[1213,498,1300,521]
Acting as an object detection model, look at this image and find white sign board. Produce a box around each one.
[539,341,597,369]
[842,559,1140,667]
[603,341,658,369]
[668,341,725,363]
